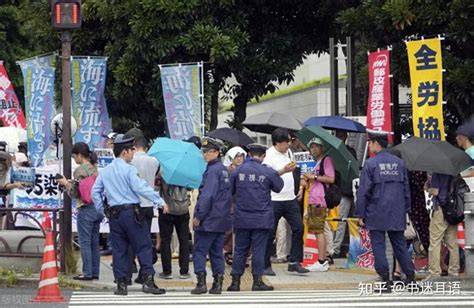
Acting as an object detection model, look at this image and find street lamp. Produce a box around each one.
[51,0,82,273]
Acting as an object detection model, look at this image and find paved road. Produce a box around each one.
[0,288,72,308]
[68,289,474,307]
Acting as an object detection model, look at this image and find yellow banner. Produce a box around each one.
[406,38,445,140]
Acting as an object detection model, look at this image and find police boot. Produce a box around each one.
[114,277,128,296]
[227,274,241,292]
[252,274,274,291]
[378,272,392,293]
[142,275,166,295]
[209,274,224,294]
[191,273,207,294]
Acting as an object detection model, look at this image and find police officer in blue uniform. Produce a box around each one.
[92,134,169,296]
[355,130,415,292]
[227,143,284,292]
[191,137,232,295]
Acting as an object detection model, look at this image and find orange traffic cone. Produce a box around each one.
[42,211,52,232]
[32,215,65,302]
[303,232,319,267]
[457,222,465,249]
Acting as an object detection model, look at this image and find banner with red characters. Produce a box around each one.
[0,62,26,128]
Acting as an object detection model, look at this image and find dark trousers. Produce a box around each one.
[127,207,156,276]
[232,229,269,275]
[158,211,190,275]
[110,208,154,280]
[265,199,304,268]
[370,230,414,276]
[193,231,225,275]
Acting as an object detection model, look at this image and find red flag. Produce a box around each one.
[367,50,392,140]
[0,63,26,128]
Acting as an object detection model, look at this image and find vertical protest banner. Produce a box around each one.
[406,38,445,140]
[71,57,110,149]
[366,50,392,139]
[0,62,27,128]
[18,55,56,167]
[159,63,204,140]
[347,218,374,269]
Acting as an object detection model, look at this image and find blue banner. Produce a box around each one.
[18,55,56,167]
[11,166,36,187]
[71,57,110,149]
[160,64,203,140]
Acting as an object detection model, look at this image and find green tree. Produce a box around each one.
[337,0,474,139]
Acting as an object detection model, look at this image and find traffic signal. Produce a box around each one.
[51,0,82,30]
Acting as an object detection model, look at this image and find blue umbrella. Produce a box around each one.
[148,137,206,189]
[304,116,366,133]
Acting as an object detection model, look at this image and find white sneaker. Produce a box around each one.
[306,261,329,272]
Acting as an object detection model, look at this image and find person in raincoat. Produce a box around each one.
[355,130,415,292]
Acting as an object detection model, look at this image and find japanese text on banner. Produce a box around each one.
[18,55,56,167]
[160,64,203,140]
[406,38,445,140]
[71,57,110,149]
[0,63,27,128]
[366,50,392,137]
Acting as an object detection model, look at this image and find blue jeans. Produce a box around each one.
[77,205,103,278]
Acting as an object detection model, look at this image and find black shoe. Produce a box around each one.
[142,275,166,295]
[288,263,309,274]
[326,255,334,265]
[114,278,128,296]
[73,275,93,281]
[263,267,276,276]
[191,273,207,295]
[134,274,145,284]
[252,275,274,291]
[227,274,241,292]
[377,272,392,293]
[209,274,224,294]
[93,276,99,280]
[114,278,132,285]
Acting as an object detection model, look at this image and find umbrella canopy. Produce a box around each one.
[243,112,303,134]
[148,138,206,189]
[304,116,366,133]
[297,125,360,182]
[208,127,253,147]
[390,137,472,176]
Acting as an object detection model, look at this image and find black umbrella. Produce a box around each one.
[390,137,472,176]
[208,127,254,147]
[242,112,303,134]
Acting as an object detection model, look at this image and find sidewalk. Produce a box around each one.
[70,255,378,291]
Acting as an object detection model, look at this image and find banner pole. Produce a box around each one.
[200,61,205,136]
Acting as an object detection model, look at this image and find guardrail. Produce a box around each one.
[0,207,65,272]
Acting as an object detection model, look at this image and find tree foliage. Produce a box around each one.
[337,0,474,139]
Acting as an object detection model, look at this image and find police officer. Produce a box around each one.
[227,143,284,292]
[92,134,169,296]
[191,137,232,295]
[355,130,415,292]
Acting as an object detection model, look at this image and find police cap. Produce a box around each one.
[124,127,145,140]
[113,134,135,147]
[367,129,389,147]
[247,143,267,155]
[201,137,221,151]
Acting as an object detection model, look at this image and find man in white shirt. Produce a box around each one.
[263,128,309,275]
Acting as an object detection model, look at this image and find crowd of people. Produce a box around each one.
[0,119,473,297]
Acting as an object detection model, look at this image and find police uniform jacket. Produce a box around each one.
[194,158,232,232]
[355,150,411,231]
[230,158,284,230]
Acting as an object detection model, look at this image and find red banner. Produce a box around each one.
[0,63,26,128]
[367,50,392,138]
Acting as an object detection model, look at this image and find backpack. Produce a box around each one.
[319,156,342,209]
[442,176,470,225]
[78,165,97,205]
[162,181,190,215]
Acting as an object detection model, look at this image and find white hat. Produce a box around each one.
[307,137,323,148]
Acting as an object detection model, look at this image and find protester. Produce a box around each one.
[158,179,191,279]
[191,137,232,295]
[456,124,474,179]
[333,130,357,258]
[222,146,247,264]
[425,172,459,280]
[303,137,336,272]
[227,143,283,291]
[125,130,161,284]
[355,130,415,291]
[57,142,102,281]
[91,134,168,296]
[263,128,308,275]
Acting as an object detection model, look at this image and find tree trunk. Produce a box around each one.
[233,95,248,130]
[210,78,219,131]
